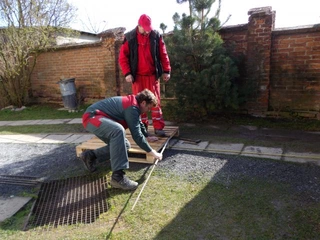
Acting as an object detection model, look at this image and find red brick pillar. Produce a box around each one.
[246,7,275,115]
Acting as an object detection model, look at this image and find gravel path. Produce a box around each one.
[160,149,320,202]
[1,143,320,202]
[0,143,84,197]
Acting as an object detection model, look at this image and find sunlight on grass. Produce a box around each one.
[0,104,86,121]
[1,169,320,240]
[0,124,85,135]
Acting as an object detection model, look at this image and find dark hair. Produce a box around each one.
[136,89,158,107]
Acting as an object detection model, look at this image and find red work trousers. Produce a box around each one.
[132,74,165,130]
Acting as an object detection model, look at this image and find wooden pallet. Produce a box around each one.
[76,126,179,164]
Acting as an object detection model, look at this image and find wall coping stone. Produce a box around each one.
[248,6,273,16]
[219,24,248,33]
[273,24,320,35]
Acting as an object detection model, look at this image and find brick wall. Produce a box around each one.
[220,6,320,119]
[270,27,320,117]
[30,6,320,119]
[31,36,125,104]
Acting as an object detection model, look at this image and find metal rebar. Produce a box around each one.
[131,138,170,211]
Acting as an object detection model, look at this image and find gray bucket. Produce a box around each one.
[58,78,78,109]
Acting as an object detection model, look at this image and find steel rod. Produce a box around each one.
[131,138,170,211]
[0,180,39,186]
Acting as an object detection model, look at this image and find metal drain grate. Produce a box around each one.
[25,175,108,230]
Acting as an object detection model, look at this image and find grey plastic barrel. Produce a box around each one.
[58,78,78,110]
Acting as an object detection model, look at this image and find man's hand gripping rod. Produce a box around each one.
[131,138,170,211]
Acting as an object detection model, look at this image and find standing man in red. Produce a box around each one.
[119,14,171,137]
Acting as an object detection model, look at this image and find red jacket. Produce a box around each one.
[119,28,171,79]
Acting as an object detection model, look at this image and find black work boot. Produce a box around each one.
[154,129,166,137]
[110,170,138,190]
[80,150,97,172]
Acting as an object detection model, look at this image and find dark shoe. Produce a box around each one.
[110,175,138,190]
[155,129,166,137]
[80,150,97,172]
[143,123,148,131]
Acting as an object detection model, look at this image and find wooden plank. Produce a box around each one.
[76,126,179,164]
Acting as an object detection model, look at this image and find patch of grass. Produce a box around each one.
[162,105,320,131]
[0,124,86,135]
[1,103,320,132]
[0,103,87,121]
[1,169,319,239]
[213,113,320,131]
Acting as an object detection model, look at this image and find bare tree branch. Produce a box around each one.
[0,0,78,106]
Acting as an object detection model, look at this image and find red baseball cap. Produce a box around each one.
[138,14,153,32]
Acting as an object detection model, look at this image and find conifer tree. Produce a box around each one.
[166,0,239,120]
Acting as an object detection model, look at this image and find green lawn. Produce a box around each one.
[0,103,85,121]
[1,169,319,239]
[0,124,86,134]
[1,103,320,132]
[0,104,86,134]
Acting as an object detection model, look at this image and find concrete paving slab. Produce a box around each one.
[0,196,32,222]
[206,143,244,155]
[309,131,320,135]
[172,140,209,150]
[31,119,56,125]
[63,134,93,143]
[37,134,72,143]
[240,125,258,131]
[67,118,82,124]
[22,120,43,125]
[207,125,222,129]
[10,134,48,143]
[44,119,72,125]
[62,134,83,143]
[0,135,25,140]
[0,137,15,143]
[181,123,197,127]
[241,146,283,160]
[6,120,36,126]
[0,121,11,126]
[31,119,71,125]
[284,151,320,165]
[70,134,95,143]
[0,135,29,143]
[169,138,179,148]
[164,121,176,126]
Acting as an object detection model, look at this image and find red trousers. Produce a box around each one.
[132,75,165,130]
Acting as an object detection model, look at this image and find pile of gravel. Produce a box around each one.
[159,149,320,201]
